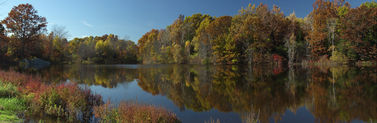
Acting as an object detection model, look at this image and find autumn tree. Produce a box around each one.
[307,0,348,60]
[206,16,233,64]
[51,36,68,62]
[285,12,310,66]
[39,25,70,63]
[191,17,214,64]
[340,2,377,61]
[0,24,7,58]
[138,29,159,64]
[228,4,290,64]
[116,39,138,63]
[182,14,211,63]
[228,3,261,64]
[1,3,47,58]
[182,14,210,43]
[51,25,69,39]
[155,29,173,63]
[0,23,4,36]
[95,34,118,63]
[78,37,96,62]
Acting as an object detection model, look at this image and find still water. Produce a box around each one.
[14,65,377,123]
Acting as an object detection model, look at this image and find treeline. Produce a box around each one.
[1,1,377,65]
[0,4,138,64]
[138,0,377,65]
[51,34,138,64]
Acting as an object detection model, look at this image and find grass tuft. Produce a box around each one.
[0,82,18,98]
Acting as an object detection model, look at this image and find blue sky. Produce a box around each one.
[0,0,372,42]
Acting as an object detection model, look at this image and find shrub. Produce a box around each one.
[28,83,103,121]
[94,101,181,123]
[38,88,65,117]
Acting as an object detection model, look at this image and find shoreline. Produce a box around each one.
[0,70,180,122]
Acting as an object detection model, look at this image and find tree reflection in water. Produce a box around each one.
[18,64,377,123]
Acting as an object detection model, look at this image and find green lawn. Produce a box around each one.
[0,109,21,122]
[0,82,26,122]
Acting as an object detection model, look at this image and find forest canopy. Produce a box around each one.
[138,0,377,65]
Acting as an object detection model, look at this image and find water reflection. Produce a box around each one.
[136,65,304,123]
[35,65,137,88]
[21,65,377,123]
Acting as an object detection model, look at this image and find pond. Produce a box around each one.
[7,64,377,123]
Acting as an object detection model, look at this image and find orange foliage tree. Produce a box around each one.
[1,3,47,59]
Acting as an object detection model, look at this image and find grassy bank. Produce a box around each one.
[0,70,180,122]
[0,82,26,122]
[0,98,26,122]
